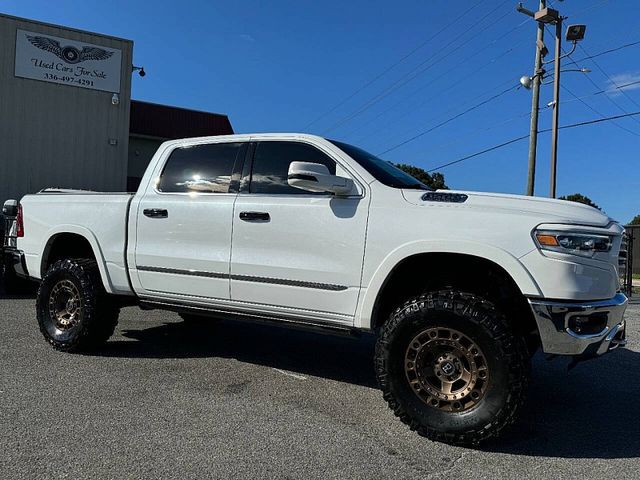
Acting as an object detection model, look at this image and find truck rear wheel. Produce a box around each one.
[375,290,529,446]
[36,259,119,352]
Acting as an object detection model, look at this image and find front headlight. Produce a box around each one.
[534,230,613,257]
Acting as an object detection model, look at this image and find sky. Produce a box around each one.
[4,0,639,223]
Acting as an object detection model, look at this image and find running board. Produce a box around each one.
[139,300,362,337]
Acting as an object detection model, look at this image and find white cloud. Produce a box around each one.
[238,34,256,43]
[605,71,640,96]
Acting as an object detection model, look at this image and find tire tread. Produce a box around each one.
[36,258,119,352]
[374,290,529,446]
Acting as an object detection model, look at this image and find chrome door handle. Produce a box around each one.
[239,211,270,222]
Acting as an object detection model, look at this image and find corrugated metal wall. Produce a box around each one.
[0,14,133,201]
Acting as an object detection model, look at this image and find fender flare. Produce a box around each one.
[355,240,542,329]
[39,225,115,294]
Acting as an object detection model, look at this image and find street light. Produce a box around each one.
[539,68,591,85]
[548,20,587,198]
[566,24,587,42]
[518,0,589,198]
[521,68,589,89]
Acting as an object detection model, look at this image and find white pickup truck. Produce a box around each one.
[8,133,627,446]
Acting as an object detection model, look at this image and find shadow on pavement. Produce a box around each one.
[91,317,640,459]
[95,318,379,388]
[0,289,36,299]
[483,347,640,459]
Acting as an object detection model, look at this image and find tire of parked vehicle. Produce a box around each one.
[36,259,119,352]
[375,290,530,446]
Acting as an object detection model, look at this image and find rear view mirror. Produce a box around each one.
[287,162,355,196]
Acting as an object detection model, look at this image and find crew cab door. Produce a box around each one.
[133,141,247,300]
[230,140,368,323]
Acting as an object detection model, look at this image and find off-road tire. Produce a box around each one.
[36,259,119,352]
[375,290,529,446]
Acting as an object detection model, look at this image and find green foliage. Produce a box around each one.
[394,163,448,190]
[629,215,640,226]
[558,193,600,210]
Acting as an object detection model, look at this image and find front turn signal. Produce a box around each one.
[535,233,559,247]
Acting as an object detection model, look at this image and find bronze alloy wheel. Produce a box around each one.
[48,279,82,331]
[404,327,489,412]
[376,291,530,445]
[37,259,120,351]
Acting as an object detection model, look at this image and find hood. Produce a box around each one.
[402,189,614,228]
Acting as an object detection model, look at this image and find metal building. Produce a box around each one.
[127,100,234,191]
[0,13,133,200]
[0,14,234,202]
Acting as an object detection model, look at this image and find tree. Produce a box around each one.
[629,215,640,225]
[558,193,600,210]
[394,163,448,190]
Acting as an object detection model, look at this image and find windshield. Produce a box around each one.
[328,140,430,190]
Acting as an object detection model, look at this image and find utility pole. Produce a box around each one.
[519,1,546,197]
[549,16,563,198]
[518,3,587,198]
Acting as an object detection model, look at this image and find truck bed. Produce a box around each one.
[19,190,134,294]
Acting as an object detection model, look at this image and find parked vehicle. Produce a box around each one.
[7,133,628,445]
[1,200,33,294]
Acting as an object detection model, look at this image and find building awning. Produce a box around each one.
[130,100,234,139]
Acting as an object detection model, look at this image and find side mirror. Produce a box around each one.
[287,162,355,196]
[2,199,18,217]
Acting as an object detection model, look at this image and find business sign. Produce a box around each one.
[14,29,122,93]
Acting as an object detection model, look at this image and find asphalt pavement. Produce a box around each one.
[1,290,639,479]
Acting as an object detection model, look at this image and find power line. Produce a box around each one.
[320,0,513,134]
[376,84,520,155]
[568,0,612,17]
[561,84,640,137]
[302,0,485,130]
[424,110,532,153]
[542,26,640,138]
[554,110,640,129]
[426,135,530,172]
[573,39,640,63]
[578,43,640,111]
[426,110,640,172]
[613,79,640,91]
[552,42,640,137]
[549,27,640,130]
[360,76,519,149]
[337,2,621,140]
[346,33,529,143]
[547,79,640,105]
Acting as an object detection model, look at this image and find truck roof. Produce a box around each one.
[160,132,329,147]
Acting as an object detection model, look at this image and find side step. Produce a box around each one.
[139,300,362,338]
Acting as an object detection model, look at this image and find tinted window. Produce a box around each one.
[158,143,243,193]
[250,141,336,194]
[328,140,430,190]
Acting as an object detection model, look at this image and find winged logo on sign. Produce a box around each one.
[26,35,114,64]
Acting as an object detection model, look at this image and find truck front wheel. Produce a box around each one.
[36,259,119,352]
[375,290,529,446]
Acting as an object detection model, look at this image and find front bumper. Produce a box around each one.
[528,293,627,356]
